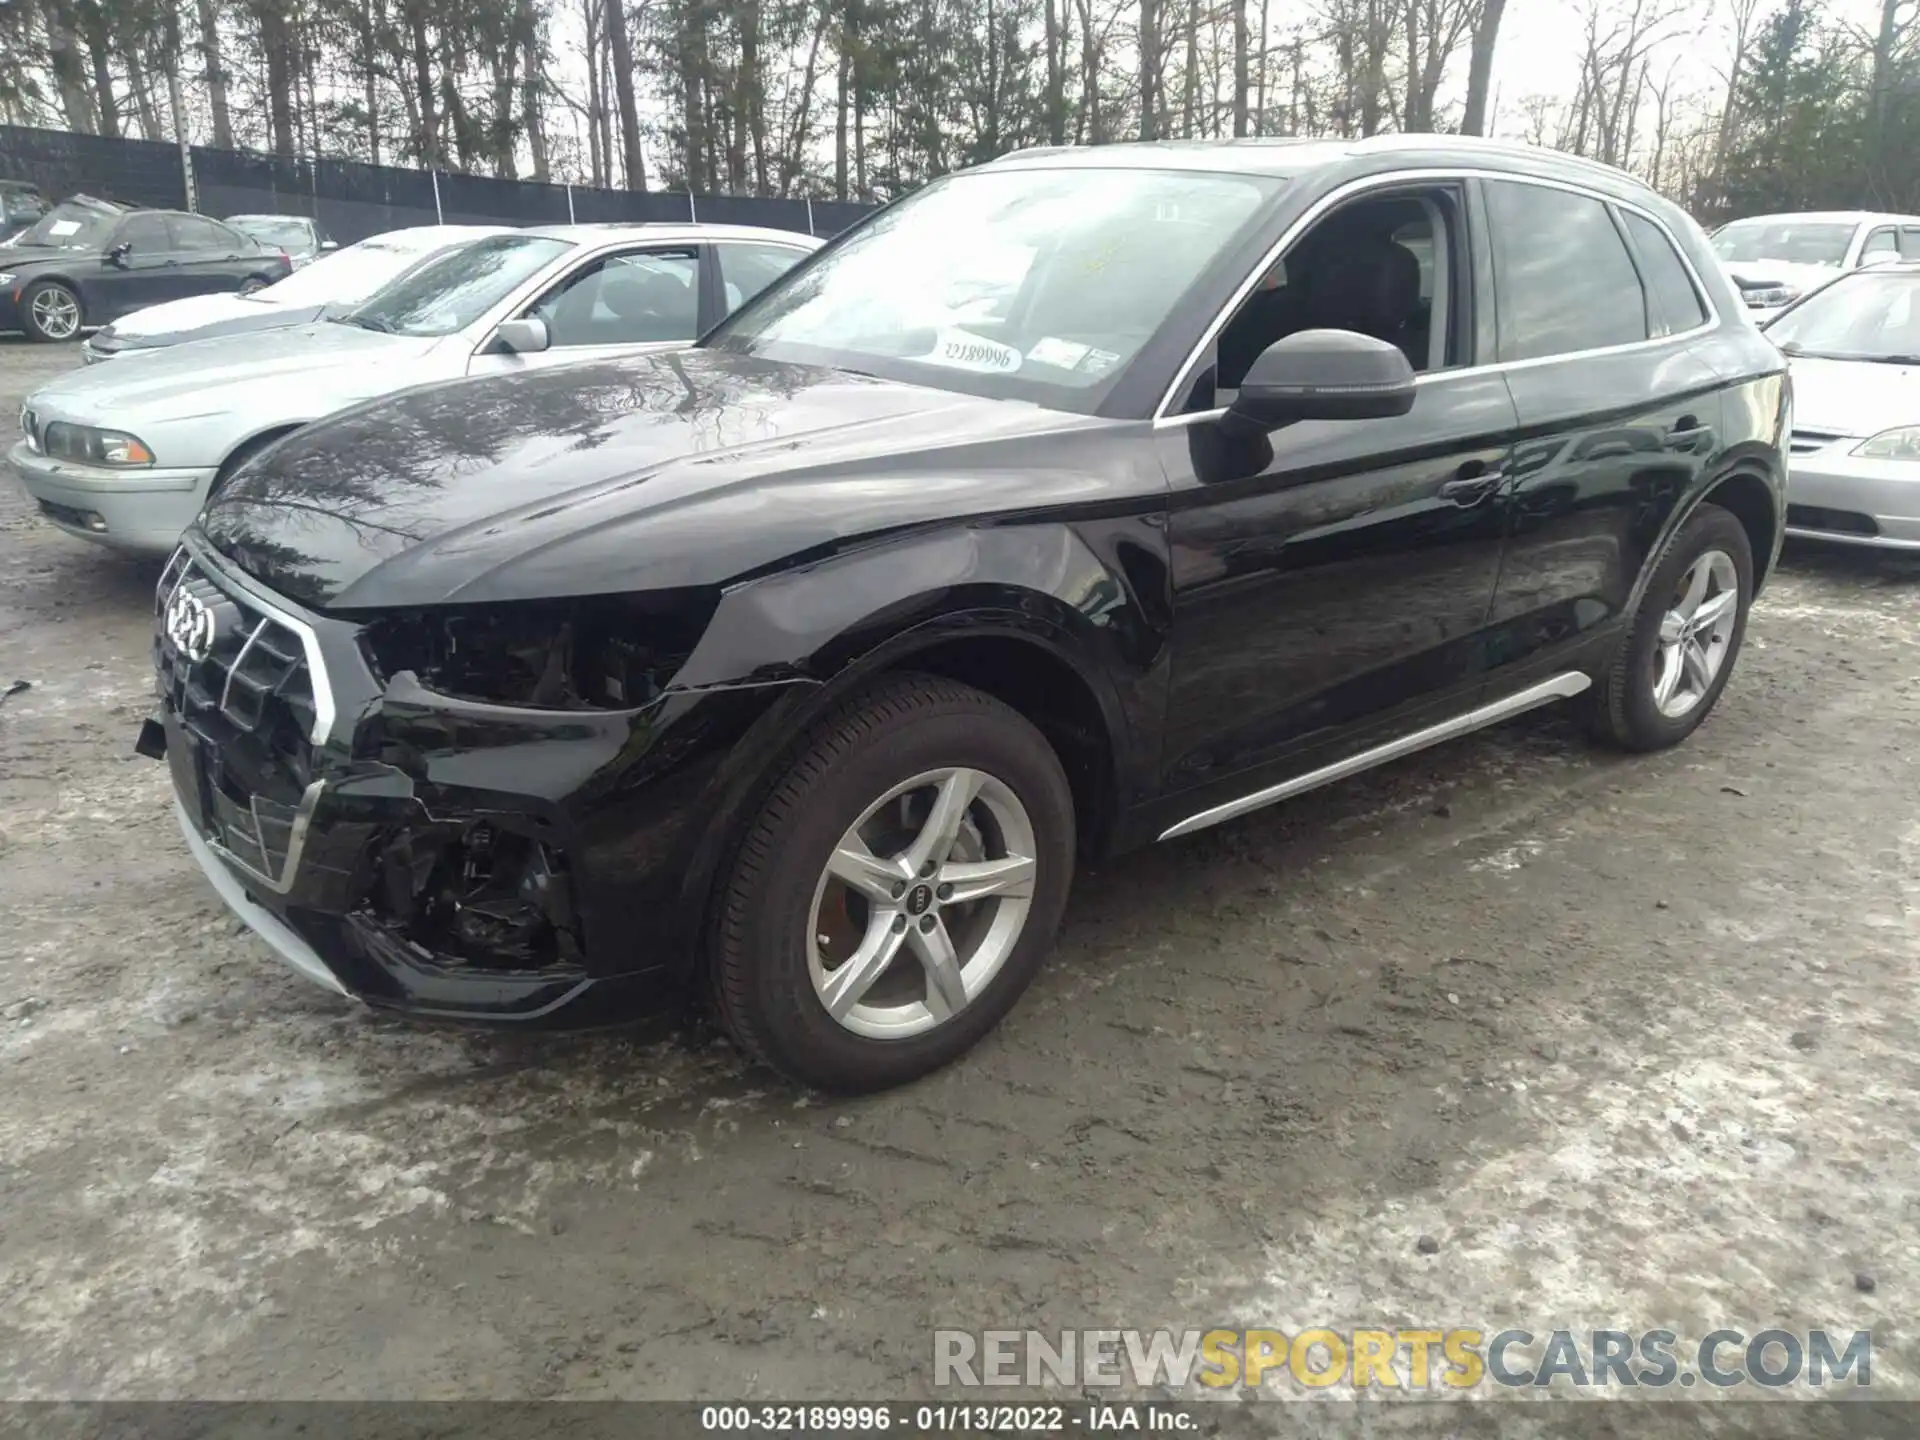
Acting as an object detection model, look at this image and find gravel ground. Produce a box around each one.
[2,339,1917,1425]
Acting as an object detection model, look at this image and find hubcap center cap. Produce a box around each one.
[905,884,935,916]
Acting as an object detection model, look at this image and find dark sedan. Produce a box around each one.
[1,197,292,342]
[226,213,337,268]
[144,135,1787,1092]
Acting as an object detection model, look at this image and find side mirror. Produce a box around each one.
[107,242,132,268]
[320,239,339,252]
[492,316,550,355]
[1223,329,1417,437]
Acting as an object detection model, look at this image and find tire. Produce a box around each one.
[710,673,1076,1092]
[20,279,82,343]
[239,276,271,296]
[1589,501,1754,752]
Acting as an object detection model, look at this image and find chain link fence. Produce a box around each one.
[0,123,876,242]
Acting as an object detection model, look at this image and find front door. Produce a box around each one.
[88,213,178,323]
[467,245,706,377]
[1475,179,1722,687]
[1155,179,1519,813]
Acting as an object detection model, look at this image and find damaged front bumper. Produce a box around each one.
[143,538,803,1026]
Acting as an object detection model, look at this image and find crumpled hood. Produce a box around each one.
[199,348,1110,612]
[1787,355,1920,438]
[27,322,438,425]
[107,291,313,343]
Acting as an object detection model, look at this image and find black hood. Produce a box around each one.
[200,348,1113,613]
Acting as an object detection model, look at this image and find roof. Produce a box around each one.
[1720,210,1920,226]
[520,221,823,246]
[981,133,1659,199]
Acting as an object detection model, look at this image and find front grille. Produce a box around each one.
[1790,428,1847,455]
[155,548,320,885]
[1787,503,1879,537]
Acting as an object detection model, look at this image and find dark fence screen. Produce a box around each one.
[0,123,876,242]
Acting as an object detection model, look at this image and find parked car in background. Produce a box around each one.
[225,213,336,268]
[13,222,819,550]
[1761,262,1920,551]
[0,196,293,341]
[1711,211,1920,314]
[83,224,517,362]
[0,179,50,238]
[135,136,1787,1092]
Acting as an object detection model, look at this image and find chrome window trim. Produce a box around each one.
[180,534,339,748]
[1152,165,1722,426]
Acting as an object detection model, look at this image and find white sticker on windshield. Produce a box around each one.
[1078,347,1122,377]
[926,329,1022,374]
[1026,337,1090,370]
[48,220,80,236]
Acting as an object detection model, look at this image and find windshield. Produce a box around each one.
[1711,220,1855,269]
[1766,271,1920,361]
[261,237,464,306]
[707,166,1279,408]
[229,216,314,250]
[12,201,123,251]
[336,234,571,337]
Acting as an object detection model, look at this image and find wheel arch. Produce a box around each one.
[213,423,308,491]
[1626,461,1781,618]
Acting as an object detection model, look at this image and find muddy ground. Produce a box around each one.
[1,338,1917,1425]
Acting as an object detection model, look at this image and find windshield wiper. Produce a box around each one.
[333,312,393,333]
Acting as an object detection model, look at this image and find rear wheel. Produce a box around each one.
[1590,501,1753,752]
[710,674,1076,1092]
[238,276,271,296]
[21,280,82,342]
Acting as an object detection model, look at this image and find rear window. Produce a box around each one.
[1621,211,1708,335]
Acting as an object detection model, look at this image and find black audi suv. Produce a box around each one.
[141,135,1789,1091]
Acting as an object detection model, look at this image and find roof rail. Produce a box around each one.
[1350,132,1642,184]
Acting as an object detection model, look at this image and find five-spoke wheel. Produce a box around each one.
[712,675,1074,1092]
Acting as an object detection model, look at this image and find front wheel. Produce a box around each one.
[710,674,1076,1092]
[20,280,82,342]
[1590,501,1754,752]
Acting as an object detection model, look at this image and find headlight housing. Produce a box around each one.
[0,273,16,287]
[41,421,155,467]
[1746,285,1798,309]
[359,593,719,710]
[1851,426,1920,460]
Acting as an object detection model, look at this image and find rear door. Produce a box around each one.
[1479,178,1723,690]
[465,243,704,376]
[166,214,256,296]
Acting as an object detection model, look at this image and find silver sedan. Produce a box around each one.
[1767,263,1920,552]
[11,222,820,554]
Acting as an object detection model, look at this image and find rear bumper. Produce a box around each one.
[1786,452,1920,551]
[10,441,215,553]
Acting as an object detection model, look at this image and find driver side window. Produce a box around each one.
[530,248,700,347]
[1196,185,1462,410]
[114,214,170,256]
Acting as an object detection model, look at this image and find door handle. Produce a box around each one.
[1439,464,1504,505]
[1666,415,1713,449]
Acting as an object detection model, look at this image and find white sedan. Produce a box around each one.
[14,223,821,553]
[1767,262,1920,551]
[80,225,517,362]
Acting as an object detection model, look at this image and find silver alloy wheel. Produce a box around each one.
[806,766,1038,1040]
[240,278,267,295]
[30,286,80,340]
[1652,549,1739,719]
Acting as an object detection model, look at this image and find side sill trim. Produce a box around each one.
[1156,672,1592,842]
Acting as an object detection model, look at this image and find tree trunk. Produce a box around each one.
[408,7,439,165]
[1043,0,1067,143]
[361,0,383,163]
[1231,0,1249,136]
[1138,0,1157,138]
[84,21,119,138]
[605,0,645,190]
[848,0,865,196]
[519,0,548,181]
[193,0,233,147]
[681,0,709,193]
[782,10,826,195]
[743,0,769,192]
[1460,0,1506,136]
[1076,0,1101,143]
[1179,0,1197,136]
[833,34,848,199]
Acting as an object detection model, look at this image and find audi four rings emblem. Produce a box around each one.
[164,589,218,663]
